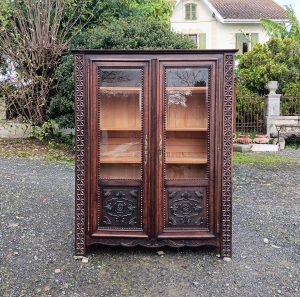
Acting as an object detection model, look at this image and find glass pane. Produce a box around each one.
[98,68,142,179]
[165,68,209,179]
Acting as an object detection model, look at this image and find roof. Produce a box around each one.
[206,0,288,21]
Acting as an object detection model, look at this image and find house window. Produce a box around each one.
[242,34,249,53]
[188,34,198,45]
[185,34,206,49]
[185,3,197,20]
[236,33,259,54]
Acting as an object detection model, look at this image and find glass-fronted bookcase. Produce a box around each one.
[73,50,236,258]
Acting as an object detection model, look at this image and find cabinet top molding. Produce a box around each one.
[71,49,238,55]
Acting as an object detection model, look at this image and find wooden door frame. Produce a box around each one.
[155,60,219,239]
[87,60,151,238]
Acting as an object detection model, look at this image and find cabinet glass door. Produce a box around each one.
[93,64,149,234]
[99,68,142,179]
[165,67,209,179]
[159,65,213,233]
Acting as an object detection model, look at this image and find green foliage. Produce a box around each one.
[285,135,300,149]
[282,81,300,96]
[0,0,13,28]
[62,0,174,33]
[233,152,298,164]
[49,16,195,128]
[48,55,74,128]
[261,6,300,41]
[237,38,300,95]
[137,0,175,23]
[238,8,300,96]
[30,119,75,151]
[70,16,194,50]
[31,120,56,141]
[0,0,13,73]
[236,81,259,96]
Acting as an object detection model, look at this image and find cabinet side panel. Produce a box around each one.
[75,54,86,256]
[221,54,234,258]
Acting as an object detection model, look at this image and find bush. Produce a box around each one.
[237,38,300,96]
[48,16,195,128]
[285,135,300,149]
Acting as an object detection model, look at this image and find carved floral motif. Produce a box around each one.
[168,190,205,227]
[101,189,139,227]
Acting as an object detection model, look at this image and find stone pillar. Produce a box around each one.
[265,81,281,137]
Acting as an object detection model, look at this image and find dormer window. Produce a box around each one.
[185,3,197,20]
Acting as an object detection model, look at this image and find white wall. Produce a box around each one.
[171,0,270,49]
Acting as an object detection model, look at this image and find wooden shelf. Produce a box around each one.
[166,127,207,131]
[166,157,207,164]
[100,157,141,164]
[166,86,207,93]
[100,164,141,179]
[100,127,141,131]
[99,87,141,93]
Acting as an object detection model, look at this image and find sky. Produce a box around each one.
[274,0,300,19]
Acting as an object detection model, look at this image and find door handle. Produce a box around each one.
[144,135,148,165]
[159,134,163,164]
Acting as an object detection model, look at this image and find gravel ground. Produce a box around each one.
[0,151,299,297]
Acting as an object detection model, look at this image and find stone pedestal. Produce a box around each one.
[264,82,281,138]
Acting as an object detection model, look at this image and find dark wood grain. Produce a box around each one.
[74,50,236,257]
[74,54,86,256]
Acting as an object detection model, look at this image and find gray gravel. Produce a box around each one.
[0,152,300,297]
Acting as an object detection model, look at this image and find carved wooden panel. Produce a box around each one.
[90,238,220,248]
[166,188,206,228]
[99,187,141,228]
[221,54,234,258]
[74,54,86,256]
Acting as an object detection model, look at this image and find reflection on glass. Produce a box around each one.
[98,68,142,179]
[165,68,209,179]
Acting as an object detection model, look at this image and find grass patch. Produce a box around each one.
[234,152,298,164]
[42,153,74,164]
[0,138,74,164]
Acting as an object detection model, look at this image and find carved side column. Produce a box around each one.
[221,54,234,258]
[74,54,86,256]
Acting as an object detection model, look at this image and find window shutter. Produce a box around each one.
[251,33,259,48]
[191,4,196,20]
[185,4,190,20]
[199,33,206,49]
[235,33,243,55]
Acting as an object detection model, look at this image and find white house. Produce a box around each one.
[171,0,288,53]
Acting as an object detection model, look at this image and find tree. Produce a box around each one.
[0,0,96,125]
[48,16,195,128]
[0,0,176,126]
[237,37,300,95]
[261,6,300,41]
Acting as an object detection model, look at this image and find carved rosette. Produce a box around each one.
[100,188,140,228]
[75,54,86,256]
[222,54,234,258]
[168,190,205,227]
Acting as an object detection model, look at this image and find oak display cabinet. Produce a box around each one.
[73,50,236,258]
